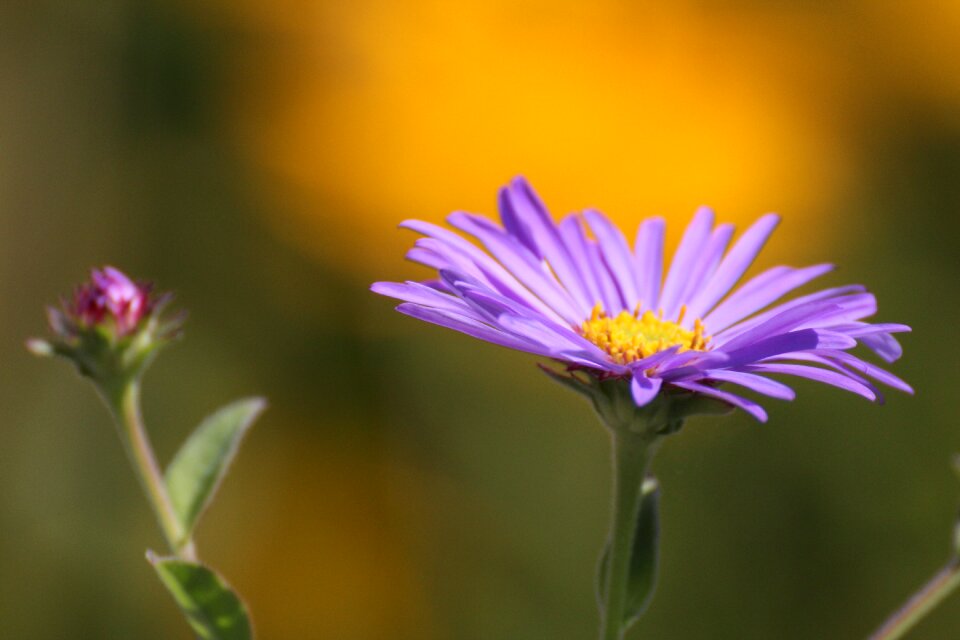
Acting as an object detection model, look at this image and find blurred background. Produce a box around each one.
[1,0,958,638]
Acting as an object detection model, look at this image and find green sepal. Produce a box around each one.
[148,552,252,640]
[541,365,733,437]
[596,476,661,628]
[28,301,183,390]
[165,398,266,544]
[539,364,596,399]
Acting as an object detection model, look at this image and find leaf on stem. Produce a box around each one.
[597,475,661,629]
[165,397,266,542]
[148,552,252,640]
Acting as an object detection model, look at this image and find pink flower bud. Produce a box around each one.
[69,266,154,336]
[30,266,183,382]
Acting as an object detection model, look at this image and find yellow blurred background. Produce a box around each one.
[2,0,959,638]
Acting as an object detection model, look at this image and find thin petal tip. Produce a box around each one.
[508,175,538,195]
[370,281,394,295]
[693,205,716,221]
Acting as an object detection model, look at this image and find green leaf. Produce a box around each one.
[148,552,252,640]
[597,476,661,628]
[165,397,266,541]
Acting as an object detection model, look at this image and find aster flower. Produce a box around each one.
[373,176,911,421]
[373,177,911,640]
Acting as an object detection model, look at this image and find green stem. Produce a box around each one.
[599,429,656,640]
[106,380,197,561]
[869,560,960,640]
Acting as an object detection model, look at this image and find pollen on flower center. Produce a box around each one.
[580,303,710,365]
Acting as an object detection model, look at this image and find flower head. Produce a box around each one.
[69,267,154,336]
[29,266,183,385]
[373,177,911,422]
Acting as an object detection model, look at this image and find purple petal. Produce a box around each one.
[631,374,662,406]
[402,219,495,267]
[498,178,593,311]
[497,314,621,370]
[584,208,642,308]
[718,329,823,369]
[716,285,866,343]
[558,214,607,310]
[634,217,665,310]
[414,238,495,286]
[744,363,878,401]
[671,380,769,422]
[436,266,574,334]
[795,293,878,329]
[452,282,536,323]
[396,303,551,356]
[447,213,583,324]
[860,331,903,363]
[495,313,590,351]
[659,328,837,381]
[828,322,912,338]
[402,220,569,324]
[675,224,735,326]
[715,298,853,352]
[405,246,447,271]
[685,214,780,320]
[497,177,538,253]
[703,264,834,333]
[629,345,684,374]
[659,207,715,319]
[809,330,858,350]
[715,291,875,353]
[587,239,628,312]
[371,281,471,316]
[784,350,913,394]
[702,369,796,400]
[655,350,733,381]
[447,284,599,363]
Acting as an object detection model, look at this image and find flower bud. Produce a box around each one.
[28,267,184,386]
[72,267,153,336]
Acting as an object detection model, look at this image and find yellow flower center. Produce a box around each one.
[580,304,710,365]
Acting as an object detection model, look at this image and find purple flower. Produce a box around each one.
[373,177,911,422]
[69,267,154,336]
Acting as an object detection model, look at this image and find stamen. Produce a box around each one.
[580,304,710,365]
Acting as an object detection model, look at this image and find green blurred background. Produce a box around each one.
[1,1,958,638]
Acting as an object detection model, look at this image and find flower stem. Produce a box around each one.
[599,429,656,640]
[106,380,197,561]
[868,560,960,640]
